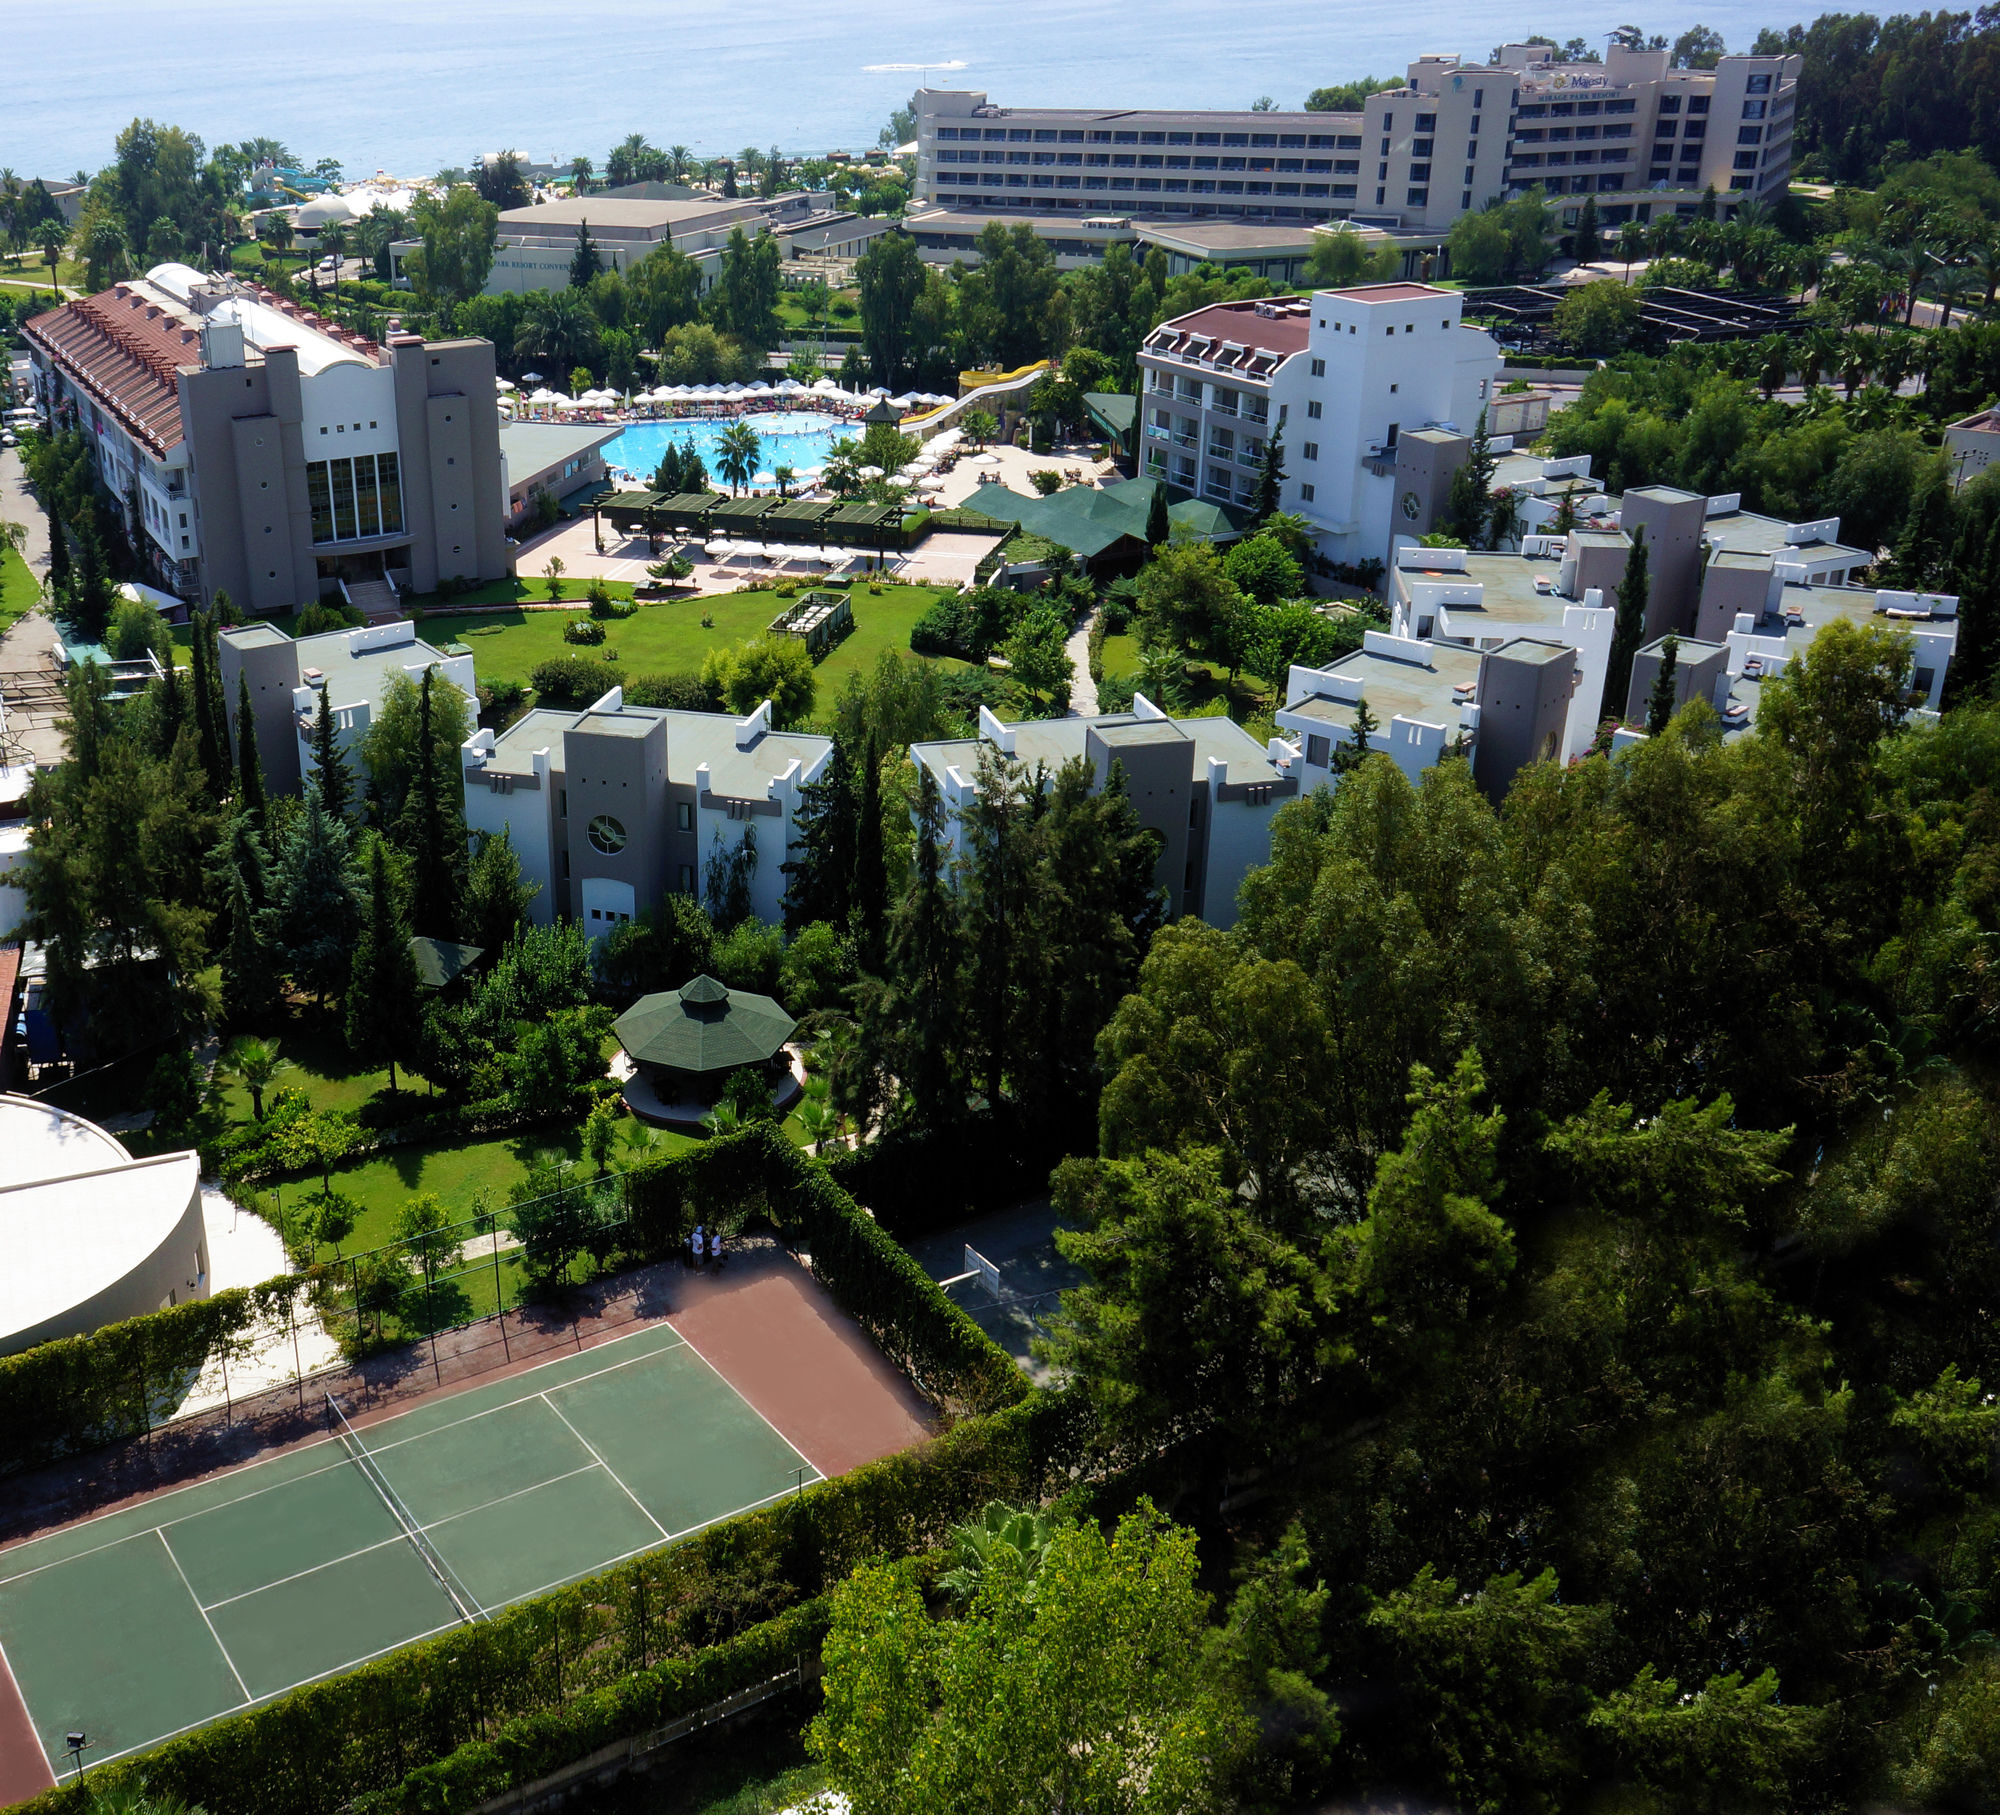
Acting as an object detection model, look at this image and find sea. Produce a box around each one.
[5,0,1801,184]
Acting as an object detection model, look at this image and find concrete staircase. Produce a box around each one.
[346,579,401,625]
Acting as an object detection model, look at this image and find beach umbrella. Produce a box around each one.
[855,465,883,480]
[495,376,516,393]
[520,371,544,384]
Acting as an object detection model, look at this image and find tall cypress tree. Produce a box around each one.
[221,849,281,1028]
[310,685,354,822]
[874,764,962,1132]
[1646,633,1682,735]
[1602,524,1649,722]
[1146,480,1170,548]
[346,837,423,1089]
[853,735,887,970]
[1253,422,1288,525]
[44,510,71,612]
[148,658,189,762]
[963,746,1025,1120]
[274,782,360,1008]
[202,604,232,791]
[235,670,267,828]
[402,667,466,936]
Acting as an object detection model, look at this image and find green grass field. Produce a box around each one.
[0,543,40,636]
[423,582,969,708]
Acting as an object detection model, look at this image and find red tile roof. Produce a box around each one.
[23,283,203,456]
[1142,298,1312,379]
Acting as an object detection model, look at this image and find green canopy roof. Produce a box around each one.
[409,936,485,989]
[613,974,797,1073]
[974,478,1246,561]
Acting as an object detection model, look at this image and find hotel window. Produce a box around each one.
[1309,357,1326,377]
[1299,482,1314,502]
[1747,73,1772,93]
[1687,96,1710,113]
[1302,441,1319,460]
[1306,398,1322,418]
[1406,187,1429,206]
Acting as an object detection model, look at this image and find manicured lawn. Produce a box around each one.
[0,544,40,635]
[1099,632,1140,679]
[214,1020,432,1122]
[409,576,633,613]
[421,581,970,714]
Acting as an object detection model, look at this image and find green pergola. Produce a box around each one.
[613,975,797,1086]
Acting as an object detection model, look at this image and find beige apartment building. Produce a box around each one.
[909,41,1800,264]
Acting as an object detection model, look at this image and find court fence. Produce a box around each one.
[0,1125,1025,1481]
[14,1389,1098,1815]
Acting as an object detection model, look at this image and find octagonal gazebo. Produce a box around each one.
[613,975,798,1118]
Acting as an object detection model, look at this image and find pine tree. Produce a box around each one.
[1572,194,1602,264]
[45,510,71,612]
[463,827,541,954]
[1887,460,1959,594]
[400,667,466,936]
[148,658,189,762]
[346,838,423,1090]
[235,671,267,828]
[1646,632,1682,734]
[221,850,281,1027]
[310,685,353,822]
[963,745,1026,1118]
[569,220,603,288]
[1446,410,1497,548]
[187,606,231,798]
[1331,697,1381,775]
[780,736,859,932]
[1254,422,1288,524]
[1146,479,1171,548]
[866,764,962,1132]
[1602,525,1649,720]
[274,782,359,1007]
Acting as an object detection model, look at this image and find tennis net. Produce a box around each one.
[325,1393,482,1625]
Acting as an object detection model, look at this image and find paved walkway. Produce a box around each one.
[1066,608,1099,717]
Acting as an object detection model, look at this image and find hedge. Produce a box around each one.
[12,1390,1095,1815]
[0,1124,1022,1477]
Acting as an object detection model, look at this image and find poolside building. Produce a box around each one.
[461,687,834,934]
[500,420,621,528]
[22,263,510,612]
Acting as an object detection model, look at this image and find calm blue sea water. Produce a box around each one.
[605,411,848,484]
[4,0,1799,182]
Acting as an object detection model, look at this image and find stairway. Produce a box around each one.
[346,579,401,625]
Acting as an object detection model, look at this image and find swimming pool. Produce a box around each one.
[603,411,850,486]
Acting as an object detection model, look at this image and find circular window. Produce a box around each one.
[588,814,627,855]
[1400,489,1422,521]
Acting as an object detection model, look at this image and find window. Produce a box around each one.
[587,814,627,855]
[1406,187,1429,205]
[1687,96,1710,113]
[1306,399,1322,419]
[1300,482,1315,502]
[1658,95,1681,114]
[1743,99,1767,118]
[1302,441,1319,460]
[678,865,695,893]
[1747,72,1772,94]
[677,801,693,831]
[1309,356,1326,377]
[1307,733,1330,766]
[1738,125,1762,144]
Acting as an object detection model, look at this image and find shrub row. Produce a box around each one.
[14,1391,1094,1815]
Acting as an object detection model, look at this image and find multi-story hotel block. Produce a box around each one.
[909,42,1800,265]
[461,688,834,936]
[1135,281,1502,569]
[23,263,510,613]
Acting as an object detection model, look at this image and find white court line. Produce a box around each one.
[7,1321,819,1769]
[666,1326,823,1480]
[537,1396,671,1543]
[197,1534,411,1613]
[0,1317,688,1574]
[157,1530,252,1706]
[71,1614,465,1774]
[0,1633,55,1780]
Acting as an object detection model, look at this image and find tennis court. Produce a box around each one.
[0,1320,819,1778]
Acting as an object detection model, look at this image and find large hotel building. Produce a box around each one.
[909,42,1800,269]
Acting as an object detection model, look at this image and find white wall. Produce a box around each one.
[461,731,558,925]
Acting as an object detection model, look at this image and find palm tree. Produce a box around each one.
[38,224,64,289]
[1837,333,1875,401]
[668,145,693,184]
[320,222,347,301]
[1616,219,1645,281]
[939,1502,1057,1608]
[569,155,593,195]
[773,464,796,498]
[223,1036,288,1121]
[702,1098,742,1136]
[795,1095,838,1154]
[714,419,762,495]
[514,289,600,376]
[822,438,860,497]
[1797,324,1840,391]
[1754,333,1790,400]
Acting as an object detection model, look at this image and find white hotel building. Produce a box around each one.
[911,42,1801,257]
[1136,281,1502,570]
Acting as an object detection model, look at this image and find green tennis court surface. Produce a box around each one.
[0,1322,819,1774]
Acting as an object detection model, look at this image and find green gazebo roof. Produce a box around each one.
[613,974,797,1073]
[409,936,485,989]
